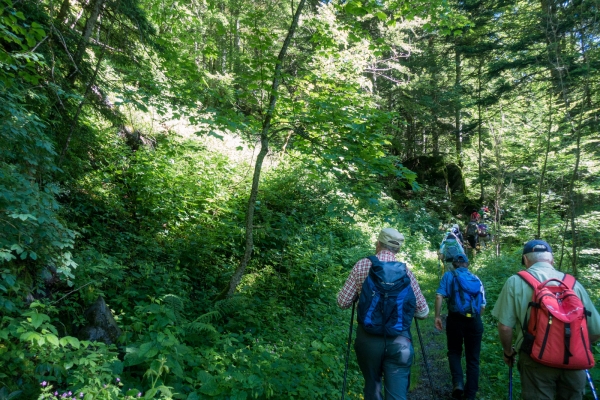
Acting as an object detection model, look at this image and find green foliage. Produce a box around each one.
[0,0,77,294]
[1,0,599,397]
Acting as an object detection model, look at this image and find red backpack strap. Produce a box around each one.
[561,273,576,289]
[517,270,540,289]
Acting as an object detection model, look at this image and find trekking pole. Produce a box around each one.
[507,347,516,400]
[508,361,513,400]
[341,300,356,400]
[414,318,436,399]
[586,370,598,400]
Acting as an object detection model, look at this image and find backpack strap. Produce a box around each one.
[367,255,380,267]
[517,270,541,343]
[562,273,576,290]
[517,270,541,290]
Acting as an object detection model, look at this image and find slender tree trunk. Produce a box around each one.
[558,216,569,271]
[225,0,306,298]
[477,61,483,202]
[454,43,462,169]
[432,118,440,157]
[536,95,553,239]
[57,0,70,22]
[72,0,106,75]
[567,109,583,276]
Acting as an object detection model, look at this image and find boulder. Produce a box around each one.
[78,296,122,344]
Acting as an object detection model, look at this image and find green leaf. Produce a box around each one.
[45,333,59,347]
[61,336,80,349]
[376,11,387,21]
[20,331,41,343]
[31,312,50,329]
[208,131,224,140]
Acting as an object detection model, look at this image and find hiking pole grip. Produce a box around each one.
[586,370,598,400]
[414,318,436,400]
[341,300,356,400]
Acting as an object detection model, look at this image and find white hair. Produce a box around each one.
[525,252,554,263]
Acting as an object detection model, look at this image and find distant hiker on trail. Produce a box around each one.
[439,228,466,273]
[492,240,600,400]
[337,228,430,400]
[435,253,486,400]
[451,223,464,245]
[477,222,491,248]
[478,205,490,221]
[465,213,480,251]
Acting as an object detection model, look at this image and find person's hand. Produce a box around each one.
[503,348,516,366]
[434,316,443,331]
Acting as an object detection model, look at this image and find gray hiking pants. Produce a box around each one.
[354,324,414,400]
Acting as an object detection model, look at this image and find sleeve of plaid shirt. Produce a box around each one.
[337,257,371,309]
[407,268,429,318]
[337,258,430,318]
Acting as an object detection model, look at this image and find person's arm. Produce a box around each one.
[498,323,516,366]
[434,294,444,331]
[337,260,368,309]
[408,270,429,319]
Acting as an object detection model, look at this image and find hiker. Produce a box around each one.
[337,228,429,400]
[492,240,600,399]
[439,228,466,272]
[477,222,491,248]
[434,253,486,400]
[465,213,480,251]
[451,224,465,245]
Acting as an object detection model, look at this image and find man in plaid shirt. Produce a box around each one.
[337,228,429,400]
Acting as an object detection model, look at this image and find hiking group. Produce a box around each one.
[338,228,600,400]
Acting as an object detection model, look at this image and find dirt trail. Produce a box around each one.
[409,319,454,400]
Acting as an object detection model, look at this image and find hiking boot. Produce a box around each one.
[451,386,464,399]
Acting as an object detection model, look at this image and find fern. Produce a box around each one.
[186,320,218,334]
[161,294,186,325]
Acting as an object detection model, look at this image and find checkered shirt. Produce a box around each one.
[337,249,429,318]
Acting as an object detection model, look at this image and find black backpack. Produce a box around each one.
[466,222,478,237]
[357,256,417,337]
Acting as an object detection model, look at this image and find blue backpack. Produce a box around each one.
[443,236,464,262]
[450,269,483,317]
[357,256,416,336]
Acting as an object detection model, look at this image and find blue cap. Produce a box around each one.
[453,254,469,263]
[521,239,552,264]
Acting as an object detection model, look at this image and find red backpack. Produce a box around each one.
[518,271,594,369]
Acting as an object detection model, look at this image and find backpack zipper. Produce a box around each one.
[538,314,552,359]
[581,326,591,365]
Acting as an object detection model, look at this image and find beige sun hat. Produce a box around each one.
[378,228,405,251]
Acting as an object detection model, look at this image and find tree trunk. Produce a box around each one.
[225,0,306,298]
[477,61,483,202]
[57,0,70,22]
[72,0,106,73]
[454,43,462,169]
[535,95,553,239]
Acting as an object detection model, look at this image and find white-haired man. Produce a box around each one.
[337,228,429,400]
[492,239,600,399]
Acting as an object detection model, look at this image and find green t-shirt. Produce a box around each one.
[491,262,600,351]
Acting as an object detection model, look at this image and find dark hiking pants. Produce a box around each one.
[446,312,483,399]
[354,324,414,400]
